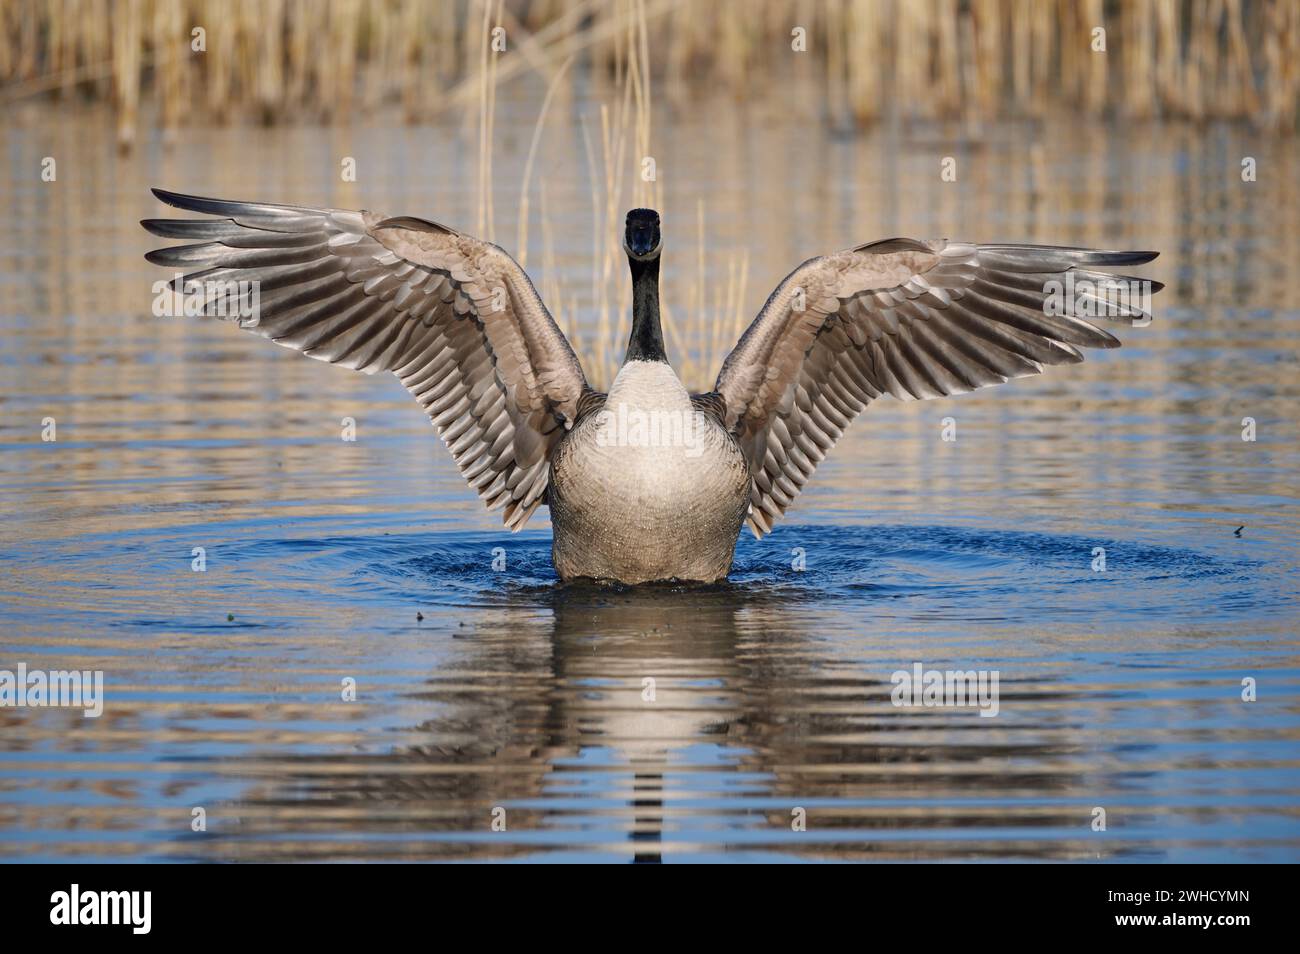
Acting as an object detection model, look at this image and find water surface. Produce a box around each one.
[1,90,1298,861]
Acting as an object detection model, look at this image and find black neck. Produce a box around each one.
[624,254,666,363]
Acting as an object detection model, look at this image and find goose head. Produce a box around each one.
[624,208,661,262]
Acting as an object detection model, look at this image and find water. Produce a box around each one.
[1,90,1298,862]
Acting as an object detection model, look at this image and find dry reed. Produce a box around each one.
[2,1,1297,132]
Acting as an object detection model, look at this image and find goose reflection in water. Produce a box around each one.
[198,583,1120,863]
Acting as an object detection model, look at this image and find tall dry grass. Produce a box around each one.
[3,0,1298,141]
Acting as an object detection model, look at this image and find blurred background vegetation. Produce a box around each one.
[4,0,1295,390]
[2,0,1297,153]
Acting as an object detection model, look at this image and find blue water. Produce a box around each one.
[1,107,1298,861]
[3,517,1295,862]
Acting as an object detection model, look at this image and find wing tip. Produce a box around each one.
[149,187,316,219]
[150,187,226,216]
[981,244,1161,269]
[142,248,177,267]
[1098,249,1159,266]
[151,187,190,208]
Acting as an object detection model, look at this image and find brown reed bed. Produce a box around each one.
[2,0,1298,143]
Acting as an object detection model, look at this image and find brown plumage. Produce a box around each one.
[143,192,1159,582]
[712,238,1160,536]
[143,189,596,531]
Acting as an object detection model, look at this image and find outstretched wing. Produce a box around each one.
[143,189,591,529]
[711,238,1160,536]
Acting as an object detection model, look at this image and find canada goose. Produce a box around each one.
[143,190,1159,584]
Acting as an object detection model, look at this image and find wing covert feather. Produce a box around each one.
[144,189,591,529]
[712,238,1160,536]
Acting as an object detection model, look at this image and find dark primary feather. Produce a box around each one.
[710,239,1162,537]
[142,188,590,530]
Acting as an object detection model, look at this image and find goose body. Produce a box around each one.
[550,360,749,583]
[143,191,1160,584]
